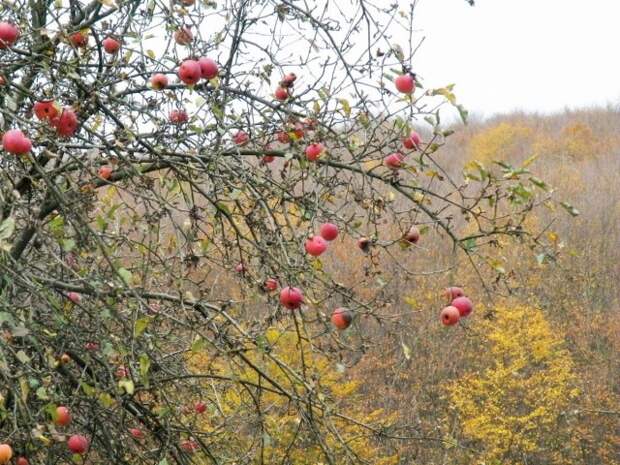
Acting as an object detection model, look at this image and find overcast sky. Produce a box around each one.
[411,0,620,119]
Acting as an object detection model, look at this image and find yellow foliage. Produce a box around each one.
[447,305,579,465]
[468,122,534,164]
[185,327,399,465]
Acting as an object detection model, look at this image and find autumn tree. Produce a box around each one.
[0,1,564,464]
[447,305,580,465]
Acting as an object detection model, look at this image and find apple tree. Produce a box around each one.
[0,0,562,463]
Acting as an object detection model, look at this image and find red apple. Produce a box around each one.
[115,365,128,378]
[292,122,305,139]
[280,72,297,88]
[305,235,328,256]
[303,118,318,130]
[319,223,338,241]
[402,130,421,150]
[150,73,169,90]
[331,308,353,330]
[0,22,19,48]
[274,87,289,101]
[235,262,246,273]
[194,401,207,414]
[2,129,32,155]
[33,100,59,121]
[279,286,303,310]
[102,37,121,54]
[383,152,404,170]
[174,27,193,46]
[0,76,5,86]
[264,278,278,291]
[69,31,88,48]
[169,109,189,124]
[394,74,415,94]
[66,292,81,304]
[233,130,249,146]
[67,435,89,455]
[51,108,78,137]
[451,296,473,318]
[357,237,370,252]
[440,306,460,326]
[404,225,420,244]
[16,457,28,465]
[178,60,201,85]
[129,428,144,439]
[55,406,72,426]
[84,341,99,351]
[98,165,113,180]
[305,143,324,161]
[0,444,12,464]
[198,57,219,79]
[181,439,198,453]
[444,287,464,301]
[276,131,290,144]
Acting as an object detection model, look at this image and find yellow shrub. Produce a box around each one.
[468,122,534,164]
[446,305,579,465]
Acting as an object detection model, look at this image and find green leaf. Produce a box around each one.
[0,217,15,241]
[118,379,135,395]
[134,317,151,337]
[339,99,351,117]
[16,350,31,364]
[139,353,151,386]
[80,382,96,397]
[36,387,49,400]
[118,267,132,285]
[560,202,580,217]
[61,239,76,252]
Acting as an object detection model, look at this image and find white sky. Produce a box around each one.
[411,0,620,120]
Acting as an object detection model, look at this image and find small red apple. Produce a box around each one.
[319,223,338,241]
[102,37,121,54]
[129,428,144,439]
[331,308,353,330]
[233,130,249,146]
[274,87,289,101]
[264,278,278,291]
[84,341,99,351]
[198,57,219,79]
[174,27,193,46]
[451,296,473,318]
[402,130,421,150]
[235,262,246,273]
[440,306,460,326]
[181,439,198,453]
[0,75,5,86]
[55,406,72,426]
[16,457,29,465]
[305,143,324,161]
[51,107,78,137]
[115,365,129,378]
[178,59,201,85]
[33,100,59,121]
[444,287,464,301]
[69,31,88,48]
[357,237,370,252]
[66,292,81,304]
[279,286,303,310]
[150,73,169,90]
[169,109,189,124]
[98,165,113,180]
[292,122,304,139]
[67,435,89,455]
[303,118,318,130]
[280,72,297,88]
[194,401,207,414]
[276,131,290,144]
[0,444,12,464]
[305,235,328,256]
[2,129,32,155]
[394,74,415,94]
[383,152,404,170]
[0,22,19,48]
[404,225,420,244]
